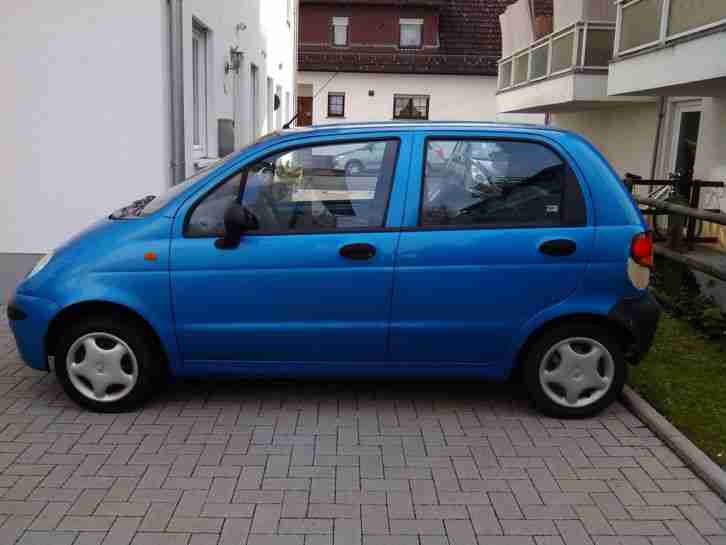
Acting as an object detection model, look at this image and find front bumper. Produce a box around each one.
[608,292,661,363]
[6,294,59,371]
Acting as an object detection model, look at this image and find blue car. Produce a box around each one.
[7,122,659,417]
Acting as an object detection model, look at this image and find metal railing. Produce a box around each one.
[498,21,615,92]
[615,0,726,57]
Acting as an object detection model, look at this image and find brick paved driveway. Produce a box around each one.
[0,311,725,545]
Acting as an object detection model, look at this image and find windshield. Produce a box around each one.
[138,160,224,216]
[137,131,289,216]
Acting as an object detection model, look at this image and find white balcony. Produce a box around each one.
[497,21,647,113]
[608,0,726,96]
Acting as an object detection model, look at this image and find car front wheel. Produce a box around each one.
[55,315,163,412]
[523,323,626,418]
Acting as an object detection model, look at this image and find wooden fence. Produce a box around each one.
[625,177,726,282]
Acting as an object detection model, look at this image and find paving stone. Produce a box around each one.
[500,519,558,535]
[17,531,78,545]
[57,516,115,531]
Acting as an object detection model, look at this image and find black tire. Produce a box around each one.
[54,314,164,412]
[345,160,364,176]
[522,322,626,418]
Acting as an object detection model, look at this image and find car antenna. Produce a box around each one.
[283,71,340,129]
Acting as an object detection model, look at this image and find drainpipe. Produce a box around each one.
[650,97,667,180]
[169,0,186,184]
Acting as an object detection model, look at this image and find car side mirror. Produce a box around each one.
[215,202,259,249]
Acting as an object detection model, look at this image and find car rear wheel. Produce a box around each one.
[55,315,163,412]
[523,323,626,418]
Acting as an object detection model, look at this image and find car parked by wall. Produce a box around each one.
[7,122,659,417]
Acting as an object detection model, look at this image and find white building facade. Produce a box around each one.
[1,0,298,291]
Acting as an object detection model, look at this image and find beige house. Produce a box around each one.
[496,0,726,248]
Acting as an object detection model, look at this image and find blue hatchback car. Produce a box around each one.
[7,122,659,417]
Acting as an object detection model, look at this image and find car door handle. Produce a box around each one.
[340,243,376,260]
[539,239,577,257]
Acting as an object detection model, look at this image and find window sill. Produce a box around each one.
[327,116,346,119]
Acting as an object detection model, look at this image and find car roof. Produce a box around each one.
[274,121,574,138]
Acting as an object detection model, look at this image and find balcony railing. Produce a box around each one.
[615,0,726,57]
[498,21,615,92]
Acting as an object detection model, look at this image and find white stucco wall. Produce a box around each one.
[1,0,170,254]
[297,71,544,125]
[551,102,660,178]
[0,0,297,255]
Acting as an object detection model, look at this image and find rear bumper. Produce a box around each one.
[608,292,661,364]
[6,294,59,371]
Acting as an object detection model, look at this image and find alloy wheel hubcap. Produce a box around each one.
[538,337,614,409]
[66,332,138,402]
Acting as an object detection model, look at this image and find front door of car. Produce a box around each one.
[170,134,409,366]
[389,133,594,369]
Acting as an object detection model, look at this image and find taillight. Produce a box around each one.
[631,232,653,268]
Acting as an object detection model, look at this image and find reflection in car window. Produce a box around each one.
[421,139,584,227]
[186,140,399,236]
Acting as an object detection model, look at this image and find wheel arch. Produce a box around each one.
[512,313,635,378]
[45,300,170,375]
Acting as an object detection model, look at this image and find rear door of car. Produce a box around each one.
[388,130,594,370]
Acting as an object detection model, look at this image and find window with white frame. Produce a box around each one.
[192,22,209,157]
[327,92,345,117]
[332,17,349,46]
[250,64,259,138]
[275,85,283,129]
[399,18,423,48]
[267,77,274,133]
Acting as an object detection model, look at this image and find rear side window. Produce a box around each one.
[421,139,586,227]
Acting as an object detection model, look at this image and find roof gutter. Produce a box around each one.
[169,0,186,184]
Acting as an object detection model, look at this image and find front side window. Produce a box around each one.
[421,139,585,227]
[328,93,345,117]
[399,18,423,48]
[186,139,399,236]
[393,94,429,120]
[332,17,349,46]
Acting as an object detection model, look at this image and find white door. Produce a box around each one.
[662,99,702,180]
